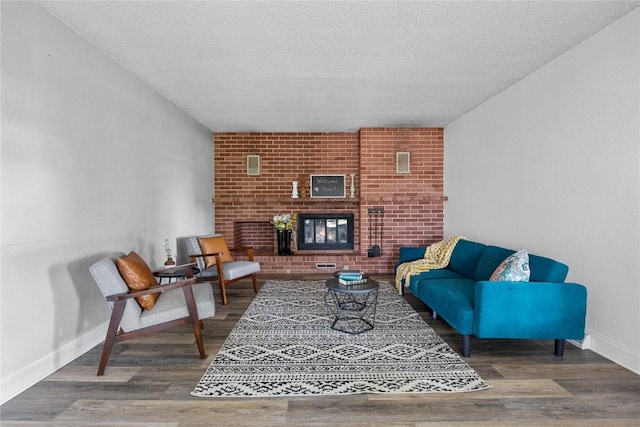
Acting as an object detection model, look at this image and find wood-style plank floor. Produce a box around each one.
[2,274,639,426]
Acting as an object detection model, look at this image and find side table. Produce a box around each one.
[153,262,196,285]
[323,278,380,334]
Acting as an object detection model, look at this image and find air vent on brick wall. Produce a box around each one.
[316,262,337,269]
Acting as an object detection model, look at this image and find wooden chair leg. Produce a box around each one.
[193,327,206,358]
[183,286,207,359]
[98,299,126,376]
[252,274,259,293]
[98,335,116,377]
[219,280,228,305]
[214,256,228,305]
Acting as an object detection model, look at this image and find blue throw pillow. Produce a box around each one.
[489,249,530,282]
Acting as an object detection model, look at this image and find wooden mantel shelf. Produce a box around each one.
[213,195,447,204]
[213,196,361,204]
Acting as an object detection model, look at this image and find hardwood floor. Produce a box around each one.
[2,274,639,426]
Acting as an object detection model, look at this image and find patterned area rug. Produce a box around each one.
[191,280,491,397]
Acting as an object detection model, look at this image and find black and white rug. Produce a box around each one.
[191,280,490,397]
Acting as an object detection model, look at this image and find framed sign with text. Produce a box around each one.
[310,175,346,198]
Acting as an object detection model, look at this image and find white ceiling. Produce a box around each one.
[38,1,639,132]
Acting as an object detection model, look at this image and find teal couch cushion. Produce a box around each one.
[397,247,427,264]
[406,272,425,296]
[472,245,569,283]
[473,246,515,281]
[406,269,465,296]
[448,240,486,277]
[421,269,466,280]
[420,278,476,335]
[529,254,569,282]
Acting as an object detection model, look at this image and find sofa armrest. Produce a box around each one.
[473,281,587,340]
[398,247,426,264]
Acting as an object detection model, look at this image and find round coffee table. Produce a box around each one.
[323,278,380,334]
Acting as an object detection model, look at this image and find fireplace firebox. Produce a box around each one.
[297,213,354,250]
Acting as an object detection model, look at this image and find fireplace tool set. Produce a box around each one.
[367,207,384,257]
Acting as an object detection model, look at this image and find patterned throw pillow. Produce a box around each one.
[489,249,530,282]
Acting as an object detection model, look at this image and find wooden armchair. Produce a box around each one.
[89,252,216,375]
[185,235,260,305]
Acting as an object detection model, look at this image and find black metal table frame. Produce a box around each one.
[323,278,379,335]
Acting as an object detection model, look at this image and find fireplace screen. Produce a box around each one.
[298,213,354,250]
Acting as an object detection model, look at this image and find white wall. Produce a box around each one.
[444,9,639,374]
[0,1,214,403]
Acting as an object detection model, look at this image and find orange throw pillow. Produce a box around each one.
[198,236,233,268]
[116,251,160,310]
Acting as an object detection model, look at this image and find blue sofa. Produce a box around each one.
[398,239,587,357]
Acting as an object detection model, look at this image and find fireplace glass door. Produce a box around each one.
[298,213,354,250]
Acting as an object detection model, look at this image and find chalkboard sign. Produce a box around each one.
[310,175,346,198]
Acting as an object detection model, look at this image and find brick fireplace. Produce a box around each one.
[213,128,445,274]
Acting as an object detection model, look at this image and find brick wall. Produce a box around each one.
[214,129,444,274]
[359,128,445,251]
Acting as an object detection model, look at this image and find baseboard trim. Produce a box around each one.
[567,333,591,350]
[583,330,640,375]
[1,321,107,405]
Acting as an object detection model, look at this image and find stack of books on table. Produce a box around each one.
[336,270,368,286]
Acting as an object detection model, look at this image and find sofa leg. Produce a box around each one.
[461,334,471,357]
[432,310,437,320]
[554,339,565,357]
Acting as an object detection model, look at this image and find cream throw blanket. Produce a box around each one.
[395,236,466,292]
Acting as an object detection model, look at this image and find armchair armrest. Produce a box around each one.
[229,245,255,252]
[213,246,257,261]
[188,252,223,258]
[473,281,587,339]
[190,246,256,262]
[188,252,224,265]
[106,278,197,302]
[237,246,255,260]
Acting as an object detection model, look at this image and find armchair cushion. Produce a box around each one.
[198,236,233,267]
[221,260,261,281]
[115,251,160,310]
[139,282,216,328]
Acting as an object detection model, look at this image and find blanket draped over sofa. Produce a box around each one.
[395,236,466,292]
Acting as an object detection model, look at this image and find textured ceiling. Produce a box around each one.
[38,1,639,132]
